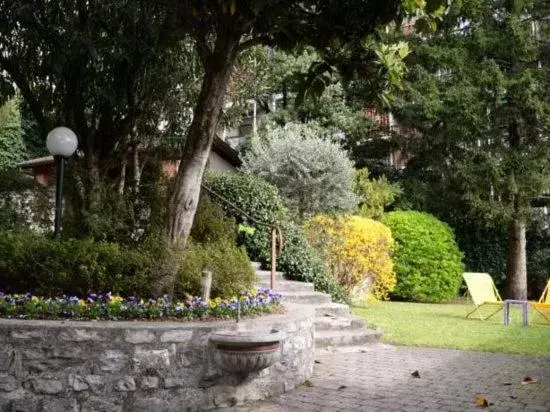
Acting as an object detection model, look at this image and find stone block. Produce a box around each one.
[132,397,170,411]
[11,330,45,340]
[10,395,39,412]
[59,329,103,342]
[99,350,128,372]
[159,330,193,343]
[133,349,170,373]
[124,329,156,344]
[85,375,105,393]
[80,396,123,412]
[30,378,64,394]
[0,373,18,392]
[51,346,83,360]
[140,376,159,389]
[163,376,186,389]
[68,374,89,391]
[38,397,78,412]
[115,376,136,392]
[0,348,11,371]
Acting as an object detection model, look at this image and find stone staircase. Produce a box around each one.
[254,263,382,351]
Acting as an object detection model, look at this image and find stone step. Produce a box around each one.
[257,280,315,292]
[315,328,382,348]
[255,269,285,278]
[314,315,365,331]
[314,302,351,317]
[280,291,332,305]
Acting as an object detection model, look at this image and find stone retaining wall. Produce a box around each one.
[0,304,314,411]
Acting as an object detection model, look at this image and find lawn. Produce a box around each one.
[353,301,550,356]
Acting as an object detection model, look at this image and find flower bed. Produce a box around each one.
[0,288,281,321]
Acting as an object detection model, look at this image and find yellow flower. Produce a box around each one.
[31,296,39,302]
[78,299,87,307]
[112,295,124,304]
[209,300,217,309]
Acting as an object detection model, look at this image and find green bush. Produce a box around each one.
[382,211,465,303]
[176,194,256,298]
[190,194,237,244]
[204,171,346,301]
[204,171,288,224]
[175,240,256,299]
[0,231,170,297]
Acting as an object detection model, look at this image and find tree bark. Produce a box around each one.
[506,218,527,299]
[165,34,240,246]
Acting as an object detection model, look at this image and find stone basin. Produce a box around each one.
[210,328,286,374]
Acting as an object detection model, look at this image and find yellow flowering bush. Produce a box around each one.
[304,215,396,302]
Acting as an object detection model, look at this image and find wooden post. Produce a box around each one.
[201,270,212,301]
[271,228,277,290]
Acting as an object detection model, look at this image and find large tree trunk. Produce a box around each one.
[506,218,527,299]
[165,35,239,246]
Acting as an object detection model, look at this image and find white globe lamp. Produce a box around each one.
[46,127,78,238]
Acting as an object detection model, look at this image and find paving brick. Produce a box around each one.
[233,346,550,412]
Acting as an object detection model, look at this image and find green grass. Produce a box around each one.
[353,301,550,356]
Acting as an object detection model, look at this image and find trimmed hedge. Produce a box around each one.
[382,211,465,303]
[0,231,164,297]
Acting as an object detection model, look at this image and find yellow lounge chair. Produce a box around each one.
[530,280,550,325]
[463,272,503,320]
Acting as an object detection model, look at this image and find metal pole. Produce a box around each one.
[53,155,64,239]
[271,227,276,290]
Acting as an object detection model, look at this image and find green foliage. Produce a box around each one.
[204,171,345,301]
[0,231,171,297]
[526,214,550,300]
[241,219,347,302]
[176,193,256,299]
[204,171,288,224]
[354,168,402,220]
[243,122,358,218]
[391,0,550,298]
[382,211,465,303]
[190,194,237,244]
[175,240,256,299]
[395,0,550,222]
[0,97,25,169]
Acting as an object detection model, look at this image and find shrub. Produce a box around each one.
[246,220,347,302]
[190,194,238,244]
[304,215,396,302]
[0,231,170,297]
[354,168,401,220]
[204,172,346,301]
[382,211,464,303]
[242,122,358,218]
[175,240,256,299]
[204,171,288,224]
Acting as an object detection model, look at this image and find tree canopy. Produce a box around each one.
[392,0,550,298]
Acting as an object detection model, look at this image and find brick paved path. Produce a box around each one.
[227,345,550,412]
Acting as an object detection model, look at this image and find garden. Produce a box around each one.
[0,3,549,408]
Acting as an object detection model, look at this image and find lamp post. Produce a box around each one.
[46,127,78,239]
